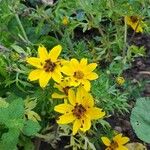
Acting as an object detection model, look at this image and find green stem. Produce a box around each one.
[123,19,127,59]
[15,14,30,43]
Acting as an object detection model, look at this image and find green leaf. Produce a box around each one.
[130,98,150,143]
[23,120,41,136]
[0,128,20,150]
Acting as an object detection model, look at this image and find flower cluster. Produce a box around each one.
[26,45,105,135]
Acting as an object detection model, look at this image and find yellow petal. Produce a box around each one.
[61,66,74,76]
[118,137,130,145]
[73,119,81,135]
[70,58,79,69]
[76,86,86,104]
[87,63,97,72]
[68,89,76,105]
[86,107,105,120]
[38,45,48,61]
[39,71,51,88]
[49,45,62,61]
[116,146,128,150]
[83,93,94,107]
[80,116,91,132]
[136,25,143,33]
[28,69,41,81]
[52,93,66,99]
[57,113,75,124]
[26,57,42,68]
[70,78,81,87]
[54,104,73,114]
[113,134,122,142]
[54,83,63,92]
[81,80,91,91]
[86,72,98,80]
[80,58,87,66]
[101,137,111,146]
[52,69,62,83]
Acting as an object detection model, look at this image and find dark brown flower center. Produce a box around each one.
[74,71,84,79]
[130,16,138,23]
[109,141,118,150]
[72,103,86,119]
[43,59,56,72]
[63,86,70,95]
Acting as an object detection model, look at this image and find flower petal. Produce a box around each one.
[70,58,79,69]
[52,69,62,83]
[116,146,128,150]
[81,80,91,91]
[101,137,111,146]
[39,71,51,88]
[86,107,105,120]
[80,116,91,132]
[73,119,81,135]
[54,104,73,114]
[86,72,98,80]
[38,45,48,61]
[117,136,130,145]
[52,93,66,99]
[87,63,97,72]
[68,89,76,105]
[26,57,42,68]
[76,86,86,104]
[80,58,87,66]
[49,45,62,61]
[61,66,74,76]
[57,113,75,124]
[28,69,41,81]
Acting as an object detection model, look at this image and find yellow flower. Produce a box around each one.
[101,134,129,150]
[24,98,41,122]
[125,16,146,33]
[116,77,125,85]
[54,87,105,135]
[61,58,98,91]
[52,78,71,99]
[62,16,69,25]
[26,45,63,88]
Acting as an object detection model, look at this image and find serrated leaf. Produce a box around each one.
[23,120,41,136]
[130,98,150,143]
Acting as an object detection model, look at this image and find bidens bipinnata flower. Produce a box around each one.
[62,16,69,25]
[52,78,71,99]
[101,134,129,150]
[125,16,146,33]
[116,77,125,85]
[61,58,98,91]
[27,45,63,88]
[54,87,105,135]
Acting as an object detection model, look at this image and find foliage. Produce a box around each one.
[0,0,149,149]
[0,97,40,149]
[130,97,150,143]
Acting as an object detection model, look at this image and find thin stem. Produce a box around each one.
[15,14,30,43]
[123,18,127,59]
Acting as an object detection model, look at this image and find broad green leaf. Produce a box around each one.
[23,120,41,136]
[130,98,150,143]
